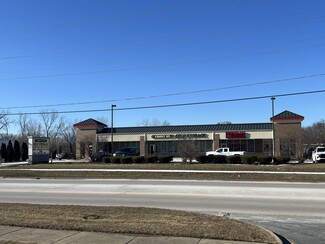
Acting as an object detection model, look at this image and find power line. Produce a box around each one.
[0,73,324,110]
[117,89,325,111]
[2,89,325,116]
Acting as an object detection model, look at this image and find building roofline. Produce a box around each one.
[97,122,273,134]
[270,110,304,121]
[73,118,107,128]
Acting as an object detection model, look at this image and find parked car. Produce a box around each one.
[91,151,112,162]
[303,147,315,159]
[312,146,325,163]
[113,147,139,157]
[206,147,245,156]
[56,152,76,160]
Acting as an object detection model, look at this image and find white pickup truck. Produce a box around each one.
[206,147,245,156]
[312,146,325,163]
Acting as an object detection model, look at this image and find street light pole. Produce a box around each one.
[271,97,275,159]
[111,104,116,154]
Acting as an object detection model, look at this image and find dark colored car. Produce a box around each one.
[303,147,315,159]
[113,147,139,157]
[56,152,76,160]
[91,151,112,162]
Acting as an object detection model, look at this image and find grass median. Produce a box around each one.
[10,161,325,171]
[0,162,324,182]
[0,203,279,243]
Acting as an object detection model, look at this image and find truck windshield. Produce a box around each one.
[318,148,325,152]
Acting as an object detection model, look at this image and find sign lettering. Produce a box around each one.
[152,134,208,139]
[226,132,246,139]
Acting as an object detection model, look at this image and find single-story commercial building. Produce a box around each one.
[74,110,304,159]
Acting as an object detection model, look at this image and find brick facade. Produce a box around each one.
[73,111,304,158]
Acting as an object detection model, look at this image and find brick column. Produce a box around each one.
[75,129,97,159]
[213,133,220,150]
[140,136,146,156]
[274,122,302,157]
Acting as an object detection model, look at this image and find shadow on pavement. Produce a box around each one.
[275,232,292,244]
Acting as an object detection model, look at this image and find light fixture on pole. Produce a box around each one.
[271,97,275,159]
[111,104,116,154]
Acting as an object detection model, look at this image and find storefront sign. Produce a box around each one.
[28,137,50,155]
[28,136,50,164]
[226,131,246,139]
[152,134,208,140]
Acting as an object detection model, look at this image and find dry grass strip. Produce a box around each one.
[0,169,324,182]
[0,203,278,243]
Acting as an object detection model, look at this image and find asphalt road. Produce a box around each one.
[0,178,324,244]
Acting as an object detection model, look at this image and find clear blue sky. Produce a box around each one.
[1,0,325,132]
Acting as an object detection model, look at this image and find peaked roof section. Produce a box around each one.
[73,118,107,128]
[270,110,304,122]
[98,123,272,134]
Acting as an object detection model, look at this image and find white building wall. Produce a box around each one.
[98,134,145,142]
[98,130,272,142]
[147,133,214,141]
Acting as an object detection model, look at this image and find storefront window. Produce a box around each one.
[115,142,140,151]
[240,140,247,152]
[161,141,167,153]
[247,140,255,153]
[146,140,212,155]
[220,139,255,153]
[234,140,240,151]
[263,139,272,156]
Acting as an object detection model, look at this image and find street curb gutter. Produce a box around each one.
[248,222,283,244]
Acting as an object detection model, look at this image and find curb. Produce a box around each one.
[245,222,283,244]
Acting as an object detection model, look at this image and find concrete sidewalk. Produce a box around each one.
[0,225,269,244]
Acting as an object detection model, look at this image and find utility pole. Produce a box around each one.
[271,97,275,159]
[111,104,116,154]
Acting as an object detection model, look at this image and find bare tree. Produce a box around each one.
[138,119,150,126]
[25,119,42,137]
[312,120,325,144]
[217,121,232,124]
[137,119,170,126]
[39,111,65,138]
[291,131,305,162]
[302,126,313,146]
[39,111,66,154]
[0,111,11,138]
[17,114,44,141]
[62,122,76,153]
[17,114,30,143]
[302,120,325,146]
[161,120,171,126]
[176,139,198,163]
[80,135,96,160]
[280,126,306,162]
